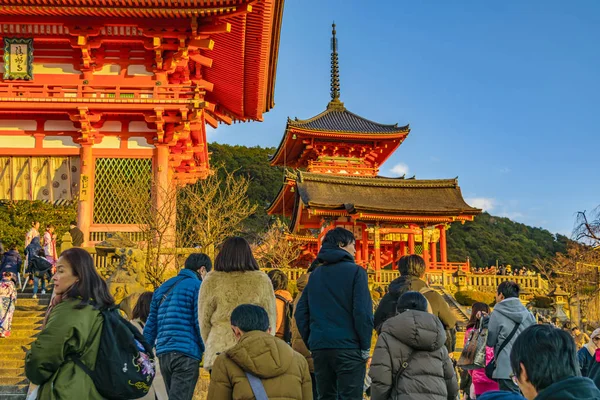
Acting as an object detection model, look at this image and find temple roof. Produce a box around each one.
[288,101,409,134]
[286,171,481,216]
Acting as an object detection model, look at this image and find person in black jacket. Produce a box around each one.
[295,227,373,400]
[26,249,53,298]
[69,221,85,247]
[510,324,600,400]
[578,328,600,390]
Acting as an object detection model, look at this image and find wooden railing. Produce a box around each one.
[0,83,202,103]
[468,274,547,292]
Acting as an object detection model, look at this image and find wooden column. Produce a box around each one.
[77,144,93,246]
[438,225,447,264]
[362,224,369,265]
[154,144,176,247]
[408,233,415,254]
[374,224,381,279]
[399,241,406,257]
[431,241,437,264]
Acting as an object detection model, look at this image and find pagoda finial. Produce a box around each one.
[328,22,344,109]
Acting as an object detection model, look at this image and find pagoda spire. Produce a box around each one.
[328,22,344,110]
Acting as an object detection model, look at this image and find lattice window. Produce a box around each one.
[93,158,152,224]
[414,244,423,255]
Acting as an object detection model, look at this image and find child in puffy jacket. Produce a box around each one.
[464,302,498,398]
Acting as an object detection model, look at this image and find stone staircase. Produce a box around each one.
[0,287,50,399]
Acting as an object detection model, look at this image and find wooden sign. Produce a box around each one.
[79,174,89,201]
[3,38,33,80]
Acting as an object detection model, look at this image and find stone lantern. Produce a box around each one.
[548,285,570,322]
[453,269,468,292]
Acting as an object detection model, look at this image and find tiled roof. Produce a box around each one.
[288,102,409,134]
[294,171,481,215]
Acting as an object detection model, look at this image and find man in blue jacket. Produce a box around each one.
[295,227,374,400]
[144,253,211,400]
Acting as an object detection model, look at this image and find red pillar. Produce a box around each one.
[374,225,381,278]
[399,241,406,257]
[362,224,369,265]
[77,144,93,246]
[408,233,415,254]
[431,241,437,264]
[438,225,447,264]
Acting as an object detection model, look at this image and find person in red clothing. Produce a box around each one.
[267,269,293,342]
[465,302,499,398]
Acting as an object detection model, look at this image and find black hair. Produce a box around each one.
[397,254,426,277]
[230,304,270,333]
[132,291,153,323]
[322,227,355,248]
[467,302,490,329]
[69,221,77,226]
[185,253,212,272]
[37,249,46,257]
[497,281,520,298]
[510,324,579,392]
[267,269,288,291]
[59,248,115,310]
[396,291,428,313]
[214,237,259,272]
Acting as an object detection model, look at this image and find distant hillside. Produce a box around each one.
[447,212,569,268]
[208,143,568,266]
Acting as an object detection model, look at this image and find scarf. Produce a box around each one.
[585,328,600,357]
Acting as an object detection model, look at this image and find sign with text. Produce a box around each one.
[79,174,89,201]
[3,38,33,80]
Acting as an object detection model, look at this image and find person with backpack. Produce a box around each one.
[374,255,458,353]
[295,227,373,400]
[26,249,53,299]
[131,292,168,400]
[268,268,294,343]
[369,291,458,400]
[0,243,22,279]
[207,304,313,399]
[291,272,317,399]
[24,248,118,398]
[144,252,211,400]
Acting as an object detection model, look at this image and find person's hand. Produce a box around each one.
[361,350,370,361]
[476,311,488,320]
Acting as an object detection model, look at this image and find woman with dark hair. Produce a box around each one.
[464,302,498,398]
[25,220,40,248]
[267,269,293,341]
[130,292,168,400]
[198,236,276,370]
[369,291,458,400]
[0,271,17,338]
[25,247,115,399]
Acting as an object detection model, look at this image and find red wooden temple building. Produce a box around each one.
[0,0,284,245]
[267,24,481,274]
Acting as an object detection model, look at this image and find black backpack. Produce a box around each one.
[276,294,293,344]
[69,307,156,399]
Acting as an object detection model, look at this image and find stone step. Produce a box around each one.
[10,320,44,328]
[17,293,52,300]
[12,311,46,318]
[6,330,39,339]
[0,367,25,378]
[0,395,27,399]
[0,359,25,369]
[0,385,28,394]
[14,298,50,307]
[0,377,29,386]
[14,305,47,312]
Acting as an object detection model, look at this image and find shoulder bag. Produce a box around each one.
[457,321,488,370]
[485,321,520,380]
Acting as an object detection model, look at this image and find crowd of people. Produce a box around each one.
[472,265,538,277]
[5,226,600,400]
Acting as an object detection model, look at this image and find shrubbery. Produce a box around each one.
[455,290,495,306]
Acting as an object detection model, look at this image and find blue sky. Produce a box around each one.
[210,0,600,236]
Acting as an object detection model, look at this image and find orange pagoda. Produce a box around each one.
[267,24,481,274]
[0,0,284,245]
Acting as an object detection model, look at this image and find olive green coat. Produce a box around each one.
[25,299,105,400]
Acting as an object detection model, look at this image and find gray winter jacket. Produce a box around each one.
[369,310,458,400]
[486,297,536,380]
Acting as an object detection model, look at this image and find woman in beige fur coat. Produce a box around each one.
[198,237,277,370]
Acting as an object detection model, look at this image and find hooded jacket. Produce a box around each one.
[198,270,277,369]
[0,249,22,275]
[535,376,600,400]
[294,244,373,351]
[290,273,313,372]
[207,330,313,400]
[143,268,204,361]
[374,275,457,351]
[486,297,536,380]
[369,309,458,400]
